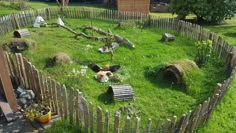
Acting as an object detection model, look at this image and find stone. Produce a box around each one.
[17,98,27,108]
[98,42,119,53]
[53,52,72,64]
[15,86,24,98]
[161,33,176,42]
[19,90,35,101]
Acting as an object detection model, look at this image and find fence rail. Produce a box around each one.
[1,7,236,132]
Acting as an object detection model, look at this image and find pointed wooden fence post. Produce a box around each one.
[89,102,94,133]
[170,116,177,133]
[114,112,121,133]
[105,110,110,133]
[124,116,131,133]
[144,118,152,133]
[134,117,140,133]
[62,85,68,119]
[69,88,74,124]
[154,119,162,133]
[97,106,103,133]
[81,96,89,133]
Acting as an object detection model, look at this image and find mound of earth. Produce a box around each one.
[4,38,36,52]
[53,52,72,64]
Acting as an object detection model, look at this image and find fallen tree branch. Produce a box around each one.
[51,23,108,40]
[81,26,135,48]
[51,23,135,48]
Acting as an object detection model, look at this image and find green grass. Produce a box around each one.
[0,2,235,131]
[198,79,236,132]
[204,20,236,46]
[2,18,226,128]
[197,18,236,132]
[0,1,107,17]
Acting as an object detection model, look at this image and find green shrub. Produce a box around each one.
[195,40,213,66]
[183,69,204,97]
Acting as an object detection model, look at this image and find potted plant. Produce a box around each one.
[23,90,52,124]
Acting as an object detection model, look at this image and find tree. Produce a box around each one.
[170,0,236,23]
[56,0,70,9]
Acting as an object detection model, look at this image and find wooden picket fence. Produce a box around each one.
[1,7,236,132]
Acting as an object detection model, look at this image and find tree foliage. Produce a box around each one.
[170,0,236,23]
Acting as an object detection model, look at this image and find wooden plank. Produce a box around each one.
[62,85,68,119]
[76,90,80,125]
[47,77,54,112]
[15,53,24,86]
[134,117,140,133]
[176,114,186,132]
[0,47,17,111]
[124,116,131,133]
[22,58,30,89]
[97,106,103,133]
[105,110,110,133]
[114,112,121,133]
[38,72,44,100]
[169,116,177,133]
[52,79,58,114]
[34,69,42,100]
[213,83,222,98]
[82,96,89,133]
[55,82,62,116]
[154,119,162,133]
[0,94,18,122]
[28,62,36,94]
[188,104,202,132]
[31,67,40,98]
[89,102,94,133]
[4,52,14,79]
[144,118,152,133]
[180,111,191,133]
[205,94,220,123]
[163,119,171,133]
[69,88,74,124]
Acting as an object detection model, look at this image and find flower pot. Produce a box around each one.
[38,109,51,124]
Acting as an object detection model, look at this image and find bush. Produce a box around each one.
[195,40,213,66]
[170,0,236,23]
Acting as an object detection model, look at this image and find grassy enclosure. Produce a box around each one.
[1,17,226,125]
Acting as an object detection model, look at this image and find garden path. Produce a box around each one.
[0,111,41,133]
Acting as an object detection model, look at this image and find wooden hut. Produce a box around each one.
[162,59,199,84]
[117,0,150,14]
[13,29,30,38]
[108,84,134,101]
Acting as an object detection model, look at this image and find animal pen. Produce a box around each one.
[0,7,236,132]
